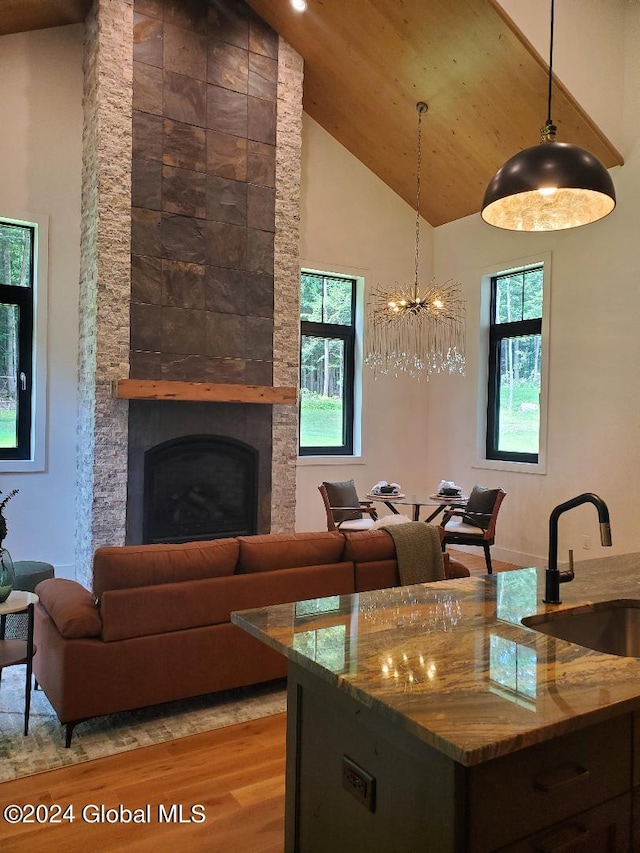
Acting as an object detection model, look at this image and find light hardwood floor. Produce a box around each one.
[0,551,518,853]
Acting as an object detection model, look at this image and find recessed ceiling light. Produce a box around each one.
[291,0,308,11]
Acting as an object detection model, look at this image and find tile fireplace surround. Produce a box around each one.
[75,0,302,588]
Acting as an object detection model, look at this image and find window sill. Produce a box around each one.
[0,458,45,473]
[472,457,546,475]
[297,455,366,467]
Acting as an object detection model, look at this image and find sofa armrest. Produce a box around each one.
[34,578,102,639]
[444,554,471,579]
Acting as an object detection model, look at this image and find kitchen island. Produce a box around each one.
[231,554,640,851]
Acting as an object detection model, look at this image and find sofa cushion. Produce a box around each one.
[99,562,355,641]
[35,578,102,639]
[237,531,345,573]
[342,529,396,562]
[93,538,240,597]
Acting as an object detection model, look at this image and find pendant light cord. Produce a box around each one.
[546,0,555,130]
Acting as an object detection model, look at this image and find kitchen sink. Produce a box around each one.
[521,599,640,657]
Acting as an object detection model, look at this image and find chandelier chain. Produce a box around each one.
[414,103,425,299]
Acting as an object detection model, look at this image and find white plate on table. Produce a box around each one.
[367,492,405,500]
[430,493,466,501]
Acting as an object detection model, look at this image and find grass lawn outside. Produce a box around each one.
[300,394,343,447]
[497,381,540,454]
[300,383,540,455]
[0,408,16,448]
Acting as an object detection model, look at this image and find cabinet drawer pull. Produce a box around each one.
[533,821,590,852]
[533,762,590,792]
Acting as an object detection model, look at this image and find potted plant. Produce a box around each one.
[0,488,18,603]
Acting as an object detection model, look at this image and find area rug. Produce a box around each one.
[0,666,286,783]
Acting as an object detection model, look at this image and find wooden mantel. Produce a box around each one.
[113,379,298,405]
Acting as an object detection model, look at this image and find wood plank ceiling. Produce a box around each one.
[0,0,89,35]
[0,0,623,227]
[246,0,623,226]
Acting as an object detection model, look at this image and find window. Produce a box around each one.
[486,265,543,464]
[0,221,35,461]
[299,272,356,456]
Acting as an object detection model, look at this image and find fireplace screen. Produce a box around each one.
[143,435,258,544]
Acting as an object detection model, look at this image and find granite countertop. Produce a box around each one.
[231,553,640,767]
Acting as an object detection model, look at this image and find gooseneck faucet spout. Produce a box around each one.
[544,493,612,604]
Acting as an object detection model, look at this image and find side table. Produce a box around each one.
[4,561,54,640]
[0,590,38,735]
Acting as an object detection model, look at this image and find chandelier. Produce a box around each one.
[365,103,465,380]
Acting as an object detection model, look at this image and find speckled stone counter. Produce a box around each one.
[232,553,640,767]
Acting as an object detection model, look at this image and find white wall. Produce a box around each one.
[0,26,84,577]
[295,114,441,532]
[429,2,640,566]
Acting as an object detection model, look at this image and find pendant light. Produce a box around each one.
[481,0,616,232]
[364,102,465,380]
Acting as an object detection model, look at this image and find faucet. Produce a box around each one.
[544,493,612,604]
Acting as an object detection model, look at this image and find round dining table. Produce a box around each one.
[366,493,468,523]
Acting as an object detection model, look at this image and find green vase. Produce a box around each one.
[0,546,15,603]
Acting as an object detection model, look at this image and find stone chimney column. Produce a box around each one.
[76,0,133,587]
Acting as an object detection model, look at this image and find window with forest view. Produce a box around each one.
[299,272,356,456]
[0,220,35,461]
[486,266,543,464]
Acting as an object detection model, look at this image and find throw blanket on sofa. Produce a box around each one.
[381,521,445,585]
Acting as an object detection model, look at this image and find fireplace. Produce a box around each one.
[75,0,302,588]
[143,435,258,544]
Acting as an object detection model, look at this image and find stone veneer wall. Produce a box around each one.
[271,39,302,533]
[76,0,301,582]
[76,0,133,589]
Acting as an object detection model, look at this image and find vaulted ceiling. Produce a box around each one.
[1,0,623,226]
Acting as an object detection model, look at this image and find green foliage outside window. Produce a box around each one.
[301,273,352,324]
[494,267,543,324]
[299,272,356,453]
[0,222,33,451]
[490,267,543,459]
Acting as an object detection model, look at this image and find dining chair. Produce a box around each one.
[318,481,378,532]
[438,486,506,574]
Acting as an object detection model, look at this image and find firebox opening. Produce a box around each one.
[143,435,258,544]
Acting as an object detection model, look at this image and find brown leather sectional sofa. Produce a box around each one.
[33,529,469,745]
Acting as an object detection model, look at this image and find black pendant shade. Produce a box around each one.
[481,0,616,232]
[481,140,616,231]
